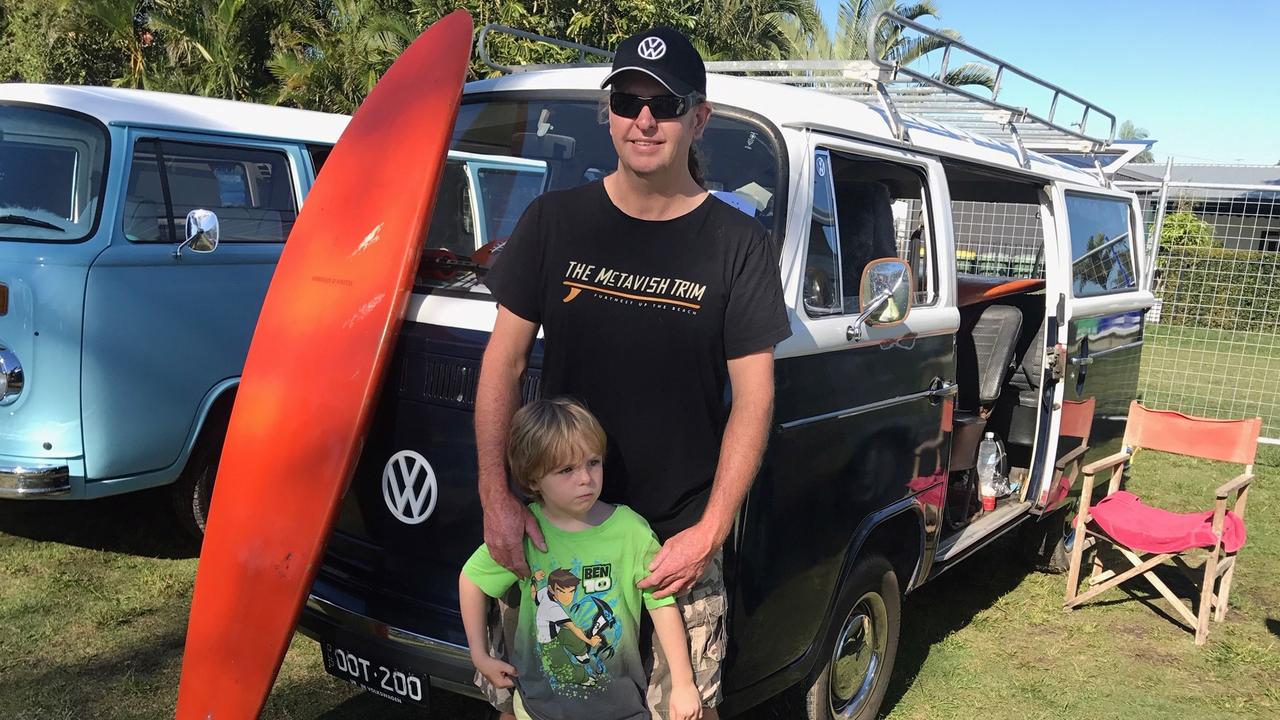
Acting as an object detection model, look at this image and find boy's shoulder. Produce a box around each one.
[608,504,657,535]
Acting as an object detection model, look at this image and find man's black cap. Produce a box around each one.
[600,26,706,97]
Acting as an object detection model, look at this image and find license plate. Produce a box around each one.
[320,638,430,708]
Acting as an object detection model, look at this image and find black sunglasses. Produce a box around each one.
[609,91,695,120]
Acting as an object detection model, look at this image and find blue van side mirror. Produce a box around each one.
[176,209,220,258]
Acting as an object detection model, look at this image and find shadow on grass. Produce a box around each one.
[1077,545,1208,639]
[1267,618,1280,639]
[729,534,1035,719]
[0,616,188,719]
[0,488,199,559]
[878,535,1032,715]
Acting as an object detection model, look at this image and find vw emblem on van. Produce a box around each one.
[382,450,438,525]
[638,37,667,60]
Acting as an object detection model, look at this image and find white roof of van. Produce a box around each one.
[3,77,1105,188]
[464,67,1104,187]
[0,84,350,144]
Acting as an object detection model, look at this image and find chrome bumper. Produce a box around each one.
[302,594,470,664]
[0,463,71,498]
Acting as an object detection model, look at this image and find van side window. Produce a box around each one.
[802,151,842,316]
[124,139,298,243]
[803,149,935,316]
[1065,193,1137,296]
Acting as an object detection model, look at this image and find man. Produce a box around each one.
[475,25,791,718]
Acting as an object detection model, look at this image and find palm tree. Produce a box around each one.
[785,0,994,90]
[269,0,415,113]
[1118,120,1155,163]
[150,0,254,100]
[694,0,823,61]
[63,0,155,89]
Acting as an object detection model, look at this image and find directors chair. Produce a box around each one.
[1063,401,1260,645]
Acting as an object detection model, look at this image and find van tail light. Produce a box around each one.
[0,283,7,315]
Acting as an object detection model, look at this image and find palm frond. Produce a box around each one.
[941,62,995,91]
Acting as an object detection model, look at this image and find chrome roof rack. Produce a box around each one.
[477,11,1119,155]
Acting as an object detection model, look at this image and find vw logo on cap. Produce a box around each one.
[382,450,438,525]
[638,36,667,60]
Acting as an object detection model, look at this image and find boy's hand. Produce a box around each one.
[668,681,703,720]
[472,653,518,690]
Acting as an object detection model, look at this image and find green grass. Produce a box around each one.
[2,450,1277,719]
[1139,324,1280,436]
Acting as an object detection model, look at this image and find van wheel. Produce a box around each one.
[1019,503,1074,573]
[804,555,900,720]
[170,437,221,539]
[169,406,230,539]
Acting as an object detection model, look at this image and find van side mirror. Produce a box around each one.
[847,258,914,342]
[176,209,220,258]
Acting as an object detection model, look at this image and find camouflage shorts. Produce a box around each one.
[475,551,728,717]
[646,549,727,715]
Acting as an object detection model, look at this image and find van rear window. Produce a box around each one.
[0,105,108,243]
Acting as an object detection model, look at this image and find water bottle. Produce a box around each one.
[976,432,1000,512]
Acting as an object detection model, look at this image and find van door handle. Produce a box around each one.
[1073,337,1091,396]
[926,378,957,404]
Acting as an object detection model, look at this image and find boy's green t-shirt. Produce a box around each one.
[463,503,674,720]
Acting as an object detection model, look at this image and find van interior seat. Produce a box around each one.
[1005,319,1046,446]
[835,180,898,312]
[1009,321,1046,404]
[957,304,1023,411]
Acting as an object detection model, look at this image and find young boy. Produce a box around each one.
[460,397,702,720]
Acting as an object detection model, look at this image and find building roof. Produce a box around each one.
[1117,162,1280,186]
[0,84,350,144]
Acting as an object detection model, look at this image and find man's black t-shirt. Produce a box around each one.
[486,181,791,539]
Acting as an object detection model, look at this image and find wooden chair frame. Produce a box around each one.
[1063,401,1260,645]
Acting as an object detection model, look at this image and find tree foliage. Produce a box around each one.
[1157,210,1217,248]
[782,1,994,89]
[1118,119,1155,163]
[1,0,977,112]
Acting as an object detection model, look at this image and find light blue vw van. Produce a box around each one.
[0,84,546,535]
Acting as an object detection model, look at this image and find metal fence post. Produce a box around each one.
[1142,157,1175,290]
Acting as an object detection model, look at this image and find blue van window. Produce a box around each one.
[475,167,546,244]
[124,139,298,243]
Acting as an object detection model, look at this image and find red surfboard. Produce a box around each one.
[176,11,472,718]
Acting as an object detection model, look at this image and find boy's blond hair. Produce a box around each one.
[507,397,607,497]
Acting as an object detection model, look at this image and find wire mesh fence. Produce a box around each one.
[1117,180,1280,441]
[952,201,1044,278]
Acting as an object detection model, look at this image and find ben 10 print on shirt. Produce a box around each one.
[529,564,621,696]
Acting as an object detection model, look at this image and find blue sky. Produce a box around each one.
[814,0,1280,165]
